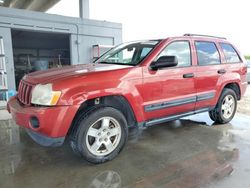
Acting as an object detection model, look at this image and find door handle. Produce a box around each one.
[183,73,194,78]
[217,69,226,74]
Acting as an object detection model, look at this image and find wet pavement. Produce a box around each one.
[1,110,250,188]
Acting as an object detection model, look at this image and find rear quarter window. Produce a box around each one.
[220,43,241,63]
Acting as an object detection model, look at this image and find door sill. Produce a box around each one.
[144,107,211,127]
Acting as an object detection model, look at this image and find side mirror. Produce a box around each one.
[150,56,178,70]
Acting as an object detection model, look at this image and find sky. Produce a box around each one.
[47,0,249,55]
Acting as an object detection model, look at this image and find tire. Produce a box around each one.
[209,88,237,124]
[208,110,216,121]
[69,106,98,157]
[69,107,128,164]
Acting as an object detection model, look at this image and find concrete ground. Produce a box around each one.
[0,86,249,188]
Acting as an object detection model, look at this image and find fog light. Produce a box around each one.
[30,117,40,129]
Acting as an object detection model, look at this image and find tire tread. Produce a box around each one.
[209,88,237,124]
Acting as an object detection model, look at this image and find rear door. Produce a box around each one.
[142,39,196,120]
[192,40,224,110]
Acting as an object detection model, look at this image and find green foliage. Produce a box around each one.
[245,55,250,60]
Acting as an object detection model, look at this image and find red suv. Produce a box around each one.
[7,34,248,163]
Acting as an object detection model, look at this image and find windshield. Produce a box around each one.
[95,40,160,65]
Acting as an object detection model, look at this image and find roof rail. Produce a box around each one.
[183,34,227,40]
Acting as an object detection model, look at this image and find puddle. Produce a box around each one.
[0,112,249,188]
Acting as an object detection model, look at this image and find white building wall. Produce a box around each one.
[0,7,122,90]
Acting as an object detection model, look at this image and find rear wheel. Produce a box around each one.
[70,107,128,164]
[209,88,237,124]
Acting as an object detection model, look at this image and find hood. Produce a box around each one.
[24,63,132,84]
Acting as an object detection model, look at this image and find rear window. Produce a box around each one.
[195,41,221,65]
[220,43,241,63]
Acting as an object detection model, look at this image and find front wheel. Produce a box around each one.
[209,88,237,124]
[70,107,128,164]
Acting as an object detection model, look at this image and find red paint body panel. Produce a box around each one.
[7,36,248,140]
[8,96,79,137]
[142,66,196,120]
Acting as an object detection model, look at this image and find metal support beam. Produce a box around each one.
[38,0,60,12]
[21,0,33,9]
[79,0,89,19]
[3,0,12,7]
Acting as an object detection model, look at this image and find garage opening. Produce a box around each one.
[11,30,70,89]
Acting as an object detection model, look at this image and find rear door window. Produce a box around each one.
[220,43,241,63]
[195,41,221,65]
[195,41,220,65]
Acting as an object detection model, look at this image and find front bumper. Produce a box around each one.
[26,128,65,147]
[7,96,79,147]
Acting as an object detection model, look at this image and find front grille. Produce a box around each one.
[18,80,33,105]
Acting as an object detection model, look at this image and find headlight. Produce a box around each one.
[31,84,61,106]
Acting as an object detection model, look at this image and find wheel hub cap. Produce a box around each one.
[86,117,121,156]
[221,95,235,119]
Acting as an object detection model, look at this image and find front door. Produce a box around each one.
[142,40,196,121]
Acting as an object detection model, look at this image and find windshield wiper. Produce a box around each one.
[97,61,128,65]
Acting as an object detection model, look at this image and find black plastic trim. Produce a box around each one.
[145,107,210,127]
[144,96,196,112]
[25,128,65,147]
[183,73,194,78]
[184,34,226,40]
[145,92,215,112]
[196,92,215,101]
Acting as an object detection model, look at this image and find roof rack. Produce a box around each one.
[183,34,227,40]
